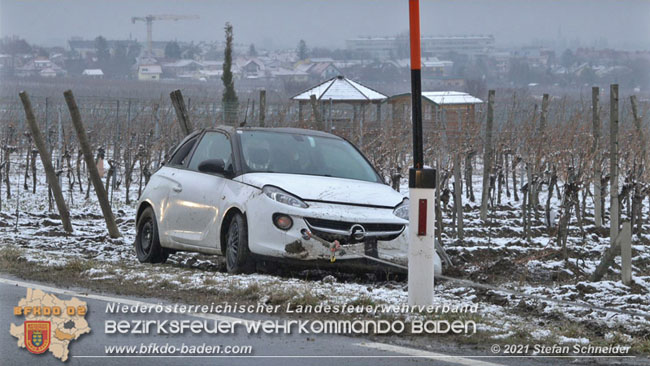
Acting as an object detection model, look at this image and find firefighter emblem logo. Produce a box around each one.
[25,321,51,354]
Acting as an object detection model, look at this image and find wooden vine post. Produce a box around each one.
[480,90,495,221]
[309,94,323,130]
[19,91,73,233]
[630,95,646,234]
[592,87,602,228]
[609,84,619,246]
[64,90,121,238]
[170,89,194,136]
[259,89,266,127]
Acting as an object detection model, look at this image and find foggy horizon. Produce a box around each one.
[1,0,649,51]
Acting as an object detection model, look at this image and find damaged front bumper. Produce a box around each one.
[245,197,409,264]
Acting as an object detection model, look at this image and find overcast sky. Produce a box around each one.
[1,0,649,50]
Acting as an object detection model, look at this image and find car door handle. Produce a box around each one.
[173,185,182,193]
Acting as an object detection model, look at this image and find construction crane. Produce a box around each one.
[131,14,200,56]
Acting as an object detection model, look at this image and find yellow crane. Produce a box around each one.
[131,14,200,56]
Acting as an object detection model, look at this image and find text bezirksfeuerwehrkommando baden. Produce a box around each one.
[105,318,477,335]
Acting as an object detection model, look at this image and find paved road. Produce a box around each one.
[0,275,644,366]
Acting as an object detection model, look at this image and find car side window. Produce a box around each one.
[168,135,199,167]
[188,132,233,172]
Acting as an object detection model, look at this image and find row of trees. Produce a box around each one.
[92,36,141,78]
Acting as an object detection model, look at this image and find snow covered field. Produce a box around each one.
[0,156,648,353]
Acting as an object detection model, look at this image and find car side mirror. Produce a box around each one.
[198,159,226,175]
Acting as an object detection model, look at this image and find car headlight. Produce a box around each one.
[263,186,309,208]
[393,198,409,220]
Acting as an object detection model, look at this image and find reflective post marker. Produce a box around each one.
[408,0,436,306]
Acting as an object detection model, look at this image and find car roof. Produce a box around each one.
[211,125,342,140]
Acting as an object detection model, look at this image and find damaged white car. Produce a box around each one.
[135,126,441,274]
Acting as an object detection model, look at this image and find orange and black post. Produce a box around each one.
[407,0,436,306]
[409,0,423,169]
[408,0,435,190]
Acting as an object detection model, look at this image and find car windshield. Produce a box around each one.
[238,130,381,183]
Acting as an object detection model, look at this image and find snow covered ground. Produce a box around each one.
[0,155,648,352]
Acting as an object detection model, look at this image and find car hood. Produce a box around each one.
[237,173,404,207]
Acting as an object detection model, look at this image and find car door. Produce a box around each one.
[156,133,200,246]
[164,131,233,249]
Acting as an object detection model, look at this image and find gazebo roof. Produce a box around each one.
[387,91,483,105]
[422,91,483,105]
[291,75,387,102]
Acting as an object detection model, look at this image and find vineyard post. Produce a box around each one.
[57,106,63,178]
[64,90,121,238]
[376,103,381,125]
[592,220,630,282]
[453,152,463,240]
[112,99,120,192]
[533,93,549,211]
[359,103,366,149]
[592,87,602,228]
[610,84,619,246]
[19,91,73,233]
[630,95,645,234]
[480,90,495,221]
[454,106,464,239]
[170,90,193,136]
[309,94,323,130]
[621,221,632,285]
[45,97,53,211]
[259,89,266,127]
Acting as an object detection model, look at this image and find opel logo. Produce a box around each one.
[350,224,366,241]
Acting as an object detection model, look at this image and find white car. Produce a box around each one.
[135,126,441,274]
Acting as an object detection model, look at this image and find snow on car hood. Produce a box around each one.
[238,173,404,207]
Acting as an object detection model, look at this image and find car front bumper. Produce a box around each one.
[245,195,409,264]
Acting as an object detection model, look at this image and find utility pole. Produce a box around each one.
[407,0,436,307]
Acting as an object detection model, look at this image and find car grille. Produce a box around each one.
[304,217,405,244]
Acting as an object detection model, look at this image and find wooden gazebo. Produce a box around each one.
[291,75,387,135]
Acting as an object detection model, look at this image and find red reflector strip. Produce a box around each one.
[418,199,427,236]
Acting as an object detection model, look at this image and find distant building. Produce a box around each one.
[270,68,309,83]
[240,59,264,74]
[421,58,454,78]
[159,59,227,80]
[162,59,204,78]
[138,64,162,81]
[430,78,466,90]
[82,69,104,78]
[15,58,66,77]
[346,35,494,60]
[346,37,396,59]
[296,61,340,80]
[68,38,138,58]
[386,91,483,143]
[40,68,57,78]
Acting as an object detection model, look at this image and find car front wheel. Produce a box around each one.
[225,213,254,274]
[135,207,168,264]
